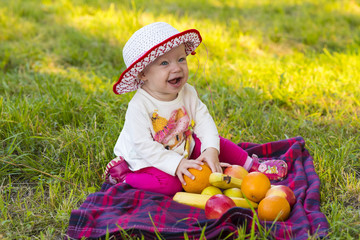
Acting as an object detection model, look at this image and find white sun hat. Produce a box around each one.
[113,22,202,95]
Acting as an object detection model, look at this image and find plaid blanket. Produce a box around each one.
[66,137,329,239]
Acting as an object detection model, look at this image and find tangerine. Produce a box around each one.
[182,164,212,193]
[241,172,271,202]
[258,195,290,221]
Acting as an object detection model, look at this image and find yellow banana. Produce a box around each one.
[173,192,211,209]
[173,192,258,209]
[230,197,258,209]
[209,172,243,189]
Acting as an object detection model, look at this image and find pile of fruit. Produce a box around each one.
[173,164,296,221]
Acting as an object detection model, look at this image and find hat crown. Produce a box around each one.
[113,22,201,95]
[123,22,180,67]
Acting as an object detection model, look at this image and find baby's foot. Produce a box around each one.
[250,154,288,181]
[103,156,130,184]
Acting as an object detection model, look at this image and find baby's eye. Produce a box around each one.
[160,61,168,65]
[179,57,186,62]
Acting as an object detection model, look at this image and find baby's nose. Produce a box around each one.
[171,62,181,72]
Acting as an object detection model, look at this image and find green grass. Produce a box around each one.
[1,0,359,238]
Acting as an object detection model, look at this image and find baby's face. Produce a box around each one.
[139,44,189,101]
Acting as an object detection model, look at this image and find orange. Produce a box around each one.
[241,172,271,202]
[258,195,291,221]
[182,164,212,193]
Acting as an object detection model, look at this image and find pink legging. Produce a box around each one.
[125,135,251,196]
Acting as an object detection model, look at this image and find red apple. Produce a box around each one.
[205,194,236,219]
[265,185,296,207]
[223,165,249,180]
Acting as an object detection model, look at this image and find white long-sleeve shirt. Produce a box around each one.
[114,83,219,176]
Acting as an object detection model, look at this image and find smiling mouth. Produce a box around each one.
[168,77,181,85]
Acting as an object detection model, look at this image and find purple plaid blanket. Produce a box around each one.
[66,137,329,239]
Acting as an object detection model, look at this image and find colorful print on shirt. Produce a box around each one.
[151,107,193,154]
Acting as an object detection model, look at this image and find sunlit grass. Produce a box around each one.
[1,0,359,238]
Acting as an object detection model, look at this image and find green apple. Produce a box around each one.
[201,186,222,196]
[223,187,243,198]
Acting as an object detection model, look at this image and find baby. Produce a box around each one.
[104,22,287,195]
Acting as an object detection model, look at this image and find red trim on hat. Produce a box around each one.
[113,29,202,95]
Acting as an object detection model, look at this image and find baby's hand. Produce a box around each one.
[195,147,223,173]
[176,158,204,185]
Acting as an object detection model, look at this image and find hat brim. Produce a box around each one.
[113,29,202,95]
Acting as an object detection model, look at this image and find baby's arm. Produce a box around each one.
[190,86,223,171]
